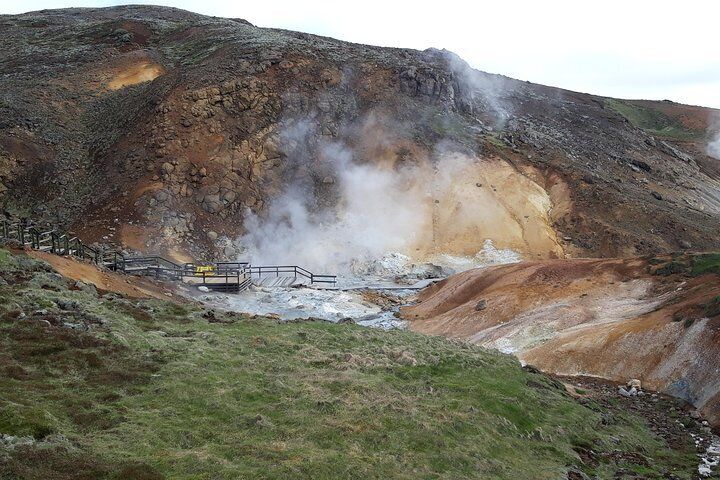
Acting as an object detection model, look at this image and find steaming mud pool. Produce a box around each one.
[198,285,413,329]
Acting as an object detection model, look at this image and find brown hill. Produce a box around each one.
[1,6,719,262]
[401,254,720,424]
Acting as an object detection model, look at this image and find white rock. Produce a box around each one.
[198,286,210,293]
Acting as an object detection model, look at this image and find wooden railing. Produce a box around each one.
[248,265,337,286]
[1,216,336,290]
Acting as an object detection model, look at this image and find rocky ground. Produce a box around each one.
[559,375,720,479]
[0,6,719,264]
[2,6,720,478]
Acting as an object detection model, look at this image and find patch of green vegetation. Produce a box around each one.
[0,404,57,438]
[691,253,720,277]
[429,118,470,143]
[485,132,508,149]
[604,99,700,140]
[160,36,223,66]
[410,103,475,146]
[0,249,699,479]
[653,261,689,276]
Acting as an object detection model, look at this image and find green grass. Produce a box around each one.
[429,115,474,143]
[691,253,720,277]
[485,132,508,150]
[605,99,700,139]
[0,249,699,479]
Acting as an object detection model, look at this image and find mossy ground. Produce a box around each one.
[0,249,700,479]
[605,99,701,140]
[649,252,720,278]
[691,253,720,277]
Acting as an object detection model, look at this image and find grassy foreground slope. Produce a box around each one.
[0,249,699,479]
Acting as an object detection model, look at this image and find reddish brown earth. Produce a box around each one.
[402,255,720,424]
[26,249,178,300]
[630,99,712,132]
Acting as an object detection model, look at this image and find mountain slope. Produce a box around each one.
[1,6,719,263]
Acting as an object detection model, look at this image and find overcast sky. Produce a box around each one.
[4,0,719,109]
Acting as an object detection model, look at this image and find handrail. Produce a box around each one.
[1,216,336,289]
[248,265,337,286]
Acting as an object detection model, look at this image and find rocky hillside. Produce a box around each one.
[401,253,720,425]
[1,6,719,262]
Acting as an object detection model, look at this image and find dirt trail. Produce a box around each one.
[27,250,176,300]
[401,255,720,425]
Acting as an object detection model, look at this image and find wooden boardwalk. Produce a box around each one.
[1,216,336,292]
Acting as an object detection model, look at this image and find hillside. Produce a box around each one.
[0,247,708,479]
[0,6,719,266]
[401,254,720,426]
[2,6,720,478]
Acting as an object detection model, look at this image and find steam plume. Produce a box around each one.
[237,122,480,274]
[708,113,720,160]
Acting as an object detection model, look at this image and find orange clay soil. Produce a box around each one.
[27,250,179,301]
[107,60,165,90]
[401,256,720,424]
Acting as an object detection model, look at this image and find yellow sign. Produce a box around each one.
[194,265,216,276]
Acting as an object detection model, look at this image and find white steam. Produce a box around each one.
[709,137,720,159]
[237,53,524,276]
[238,134,485,274]
[438,48,517,131]
[708,114,720,160]
[240,152,429,272]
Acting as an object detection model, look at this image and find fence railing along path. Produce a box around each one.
[0,217,336,291]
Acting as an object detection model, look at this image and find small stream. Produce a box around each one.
[694,432,720,477]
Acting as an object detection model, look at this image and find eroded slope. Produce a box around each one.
[402,254,720,424]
